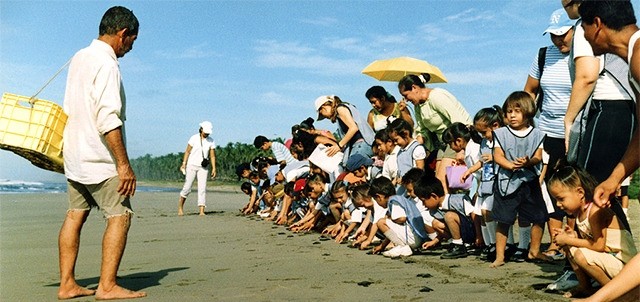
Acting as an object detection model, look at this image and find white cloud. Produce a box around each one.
[444,8,495,23]
[419,23,474,43]
[253,39,362,75]
[323,37,369,55]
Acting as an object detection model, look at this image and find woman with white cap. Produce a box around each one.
[178,121,217,216]
[315,95,375,164]
[523,8,575,262]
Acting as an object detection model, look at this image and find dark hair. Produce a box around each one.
[253,135,269,149]
[503,91,536,127]
[474,105,505,127]
[235,162,251,180]
[442,122,482,145]
[365,86,397,103]
[548,164,599,202]
[374,128,392,143]
[99,6,139,36]
[387,118,413,138]
[349,183,371,201]
[240,182,252,194]
[414,172,445,199]
[299,117,315,130]
[398,74,425,92]
[369,177,396,197]
[579,0,636,31]
[401,168,424,185]
[248,171,260,179]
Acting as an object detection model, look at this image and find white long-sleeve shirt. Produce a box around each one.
[63,39,125,184]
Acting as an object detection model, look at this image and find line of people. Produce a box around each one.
[235,1,640,300]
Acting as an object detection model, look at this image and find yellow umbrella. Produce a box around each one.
[361,56,448,83]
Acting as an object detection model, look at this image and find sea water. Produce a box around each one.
[0,180,179,194]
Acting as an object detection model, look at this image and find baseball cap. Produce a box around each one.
[293,178,307,193]
[345,154,374,172]
[543,9,574,36]
[199,121,213,134]
[314,95,333,121]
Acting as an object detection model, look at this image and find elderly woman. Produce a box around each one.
[397,74,472,193]
[365,85,414,132]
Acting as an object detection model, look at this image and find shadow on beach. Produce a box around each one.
[45,267,189,291]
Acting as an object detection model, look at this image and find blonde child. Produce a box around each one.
[548,165,637,299]
[490,91,547,268]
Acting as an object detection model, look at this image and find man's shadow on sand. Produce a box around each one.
[45,267,189,291]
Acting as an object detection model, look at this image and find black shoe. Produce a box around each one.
[467,244,484,256]
[504,244,518,262]
[512,248,527,262]
[479,244,496,261]
[441,244,468,259]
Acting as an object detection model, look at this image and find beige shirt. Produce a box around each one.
[413,88,472,149]
[63,39,125,184]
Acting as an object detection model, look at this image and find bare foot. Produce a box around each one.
[95,285,146,300]
[489,260,505,268]
[562,287,596,298]
[178,209,184,216]
[58,284,95,300]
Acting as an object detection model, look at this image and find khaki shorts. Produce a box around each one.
[437,145,457,160]
[67,176,133,218]
[570,247,625,279]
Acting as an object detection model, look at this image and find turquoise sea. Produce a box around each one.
[0,180,180,194]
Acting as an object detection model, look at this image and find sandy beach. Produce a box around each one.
[1,189,639,302]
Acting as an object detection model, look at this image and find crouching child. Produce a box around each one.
[415,173,476,259]
[369,177,428,258]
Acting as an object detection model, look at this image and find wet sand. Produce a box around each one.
[1,190,638,301]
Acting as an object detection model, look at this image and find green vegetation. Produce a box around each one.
[131,142,268,182]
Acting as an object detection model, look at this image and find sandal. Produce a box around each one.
[543,249,566,261]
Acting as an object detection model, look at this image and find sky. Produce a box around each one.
[1,0,639,182]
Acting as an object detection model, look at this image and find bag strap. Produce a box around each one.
[29,58,72,105]
[536,47,547,112]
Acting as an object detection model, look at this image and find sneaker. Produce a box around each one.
[479,244,495,261]
[441,244,468,259]
[546,270,579,292]
[512,248,527,263]
[504,244,517,262]
[382,245,413,258]
[466,244,484,256]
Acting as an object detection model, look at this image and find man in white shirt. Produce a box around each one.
[58,6,145,300]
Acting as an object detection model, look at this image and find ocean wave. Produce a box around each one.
[0,180,179,194]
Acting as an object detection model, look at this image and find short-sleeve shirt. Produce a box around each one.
[529,44,572,139]
[572,21,630,100]
[413,88,472,144]
[186,134,216,167]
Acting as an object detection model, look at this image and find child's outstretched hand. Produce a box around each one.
[461,169,472,182]
[422,238,439,250]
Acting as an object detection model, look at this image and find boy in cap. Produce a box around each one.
[341,153,374,184]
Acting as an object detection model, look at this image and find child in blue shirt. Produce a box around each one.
[490,91,547,268]
[370,177,427,258]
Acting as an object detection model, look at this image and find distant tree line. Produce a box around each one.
[130,142,269,182]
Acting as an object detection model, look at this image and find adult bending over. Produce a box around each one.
[398,74,472,193]
[58,6,145,300]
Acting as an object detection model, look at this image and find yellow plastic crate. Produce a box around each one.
[0,92,67,173]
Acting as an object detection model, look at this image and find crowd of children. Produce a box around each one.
[237,85,637,299]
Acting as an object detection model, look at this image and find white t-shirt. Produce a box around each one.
[464,139,481,180]
[573,21,630,100]
[372,197,388,223]
[389,202,406,221]
[186,134,216,167]
[381,145,400,180]
[63,39,125,184]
